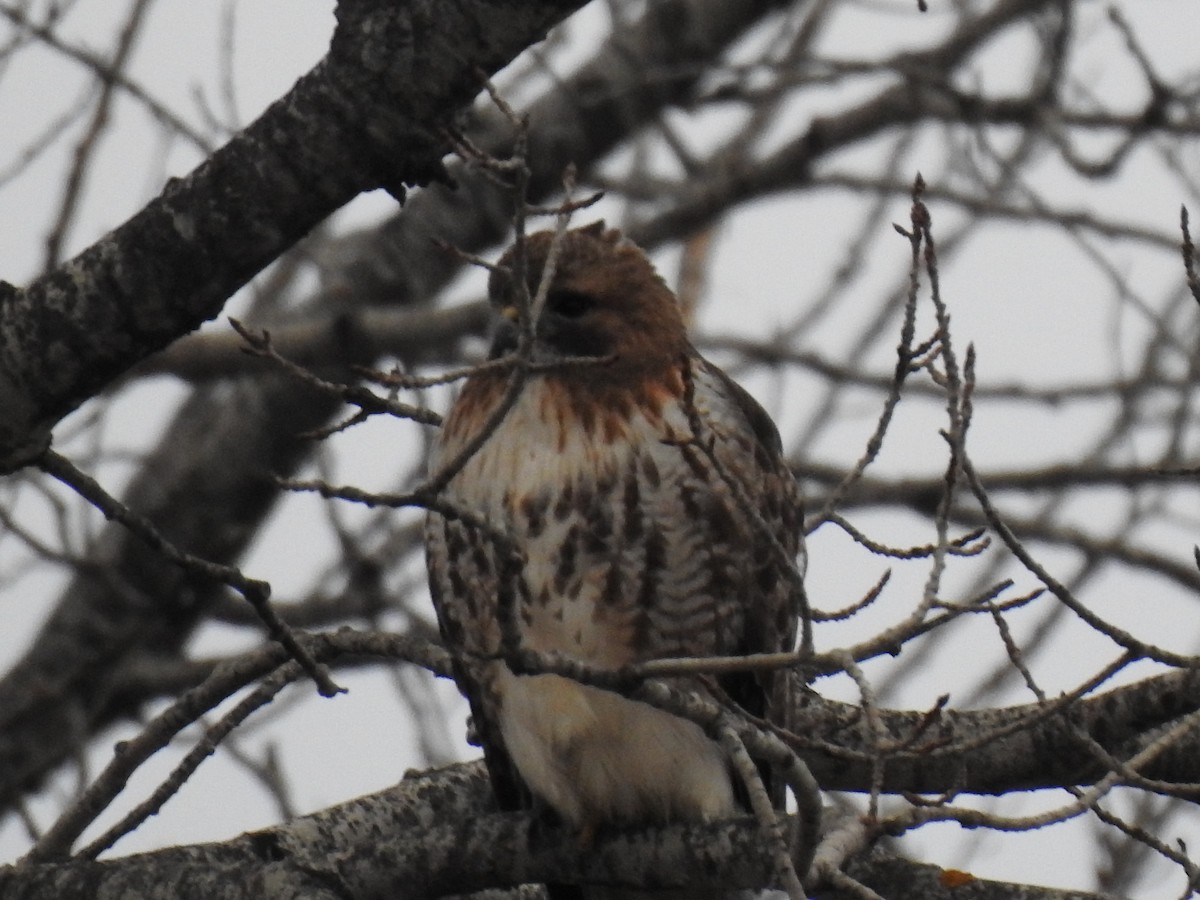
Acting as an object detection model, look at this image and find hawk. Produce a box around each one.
[424,222,803,894]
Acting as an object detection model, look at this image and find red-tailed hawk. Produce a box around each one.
[425,223,803,894]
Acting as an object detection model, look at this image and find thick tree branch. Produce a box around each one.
[800,665,1200,794]
[0,762,1121,900]
[0,0,588,470]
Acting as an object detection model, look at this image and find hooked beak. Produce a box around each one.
[487,304,521,359]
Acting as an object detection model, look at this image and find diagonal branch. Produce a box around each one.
[0,0,590,471]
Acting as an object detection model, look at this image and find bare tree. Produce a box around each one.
[1,1,1199,897]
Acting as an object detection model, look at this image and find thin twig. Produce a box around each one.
[810,569,890,623]
[37,450,343,698]
[825,513,988,559]
[0,2,212,152]
[717,719,806,899]
[25,630,448,862]
[961,453,1200,669]
[811,177,924,525]
[78,662,299,859]
[1181,206,1200,306]
[230,319,443,429]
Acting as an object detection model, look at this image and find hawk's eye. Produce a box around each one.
[547,289,594,319]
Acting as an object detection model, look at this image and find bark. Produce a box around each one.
[834,855,1120,900]
[802,666,1200,793]
[0,0,587,470]
[0,763,1120,900]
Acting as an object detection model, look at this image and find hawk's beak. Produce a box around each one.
[488,304,522,359]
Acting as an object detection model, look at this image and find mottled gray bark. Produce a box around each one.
[0,0,586,469]
[0,763,1118,900]
[835,856,1120,900]
[803,666,1200,792]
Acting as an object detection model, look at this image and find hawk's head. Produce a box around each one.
[486,223,689,378]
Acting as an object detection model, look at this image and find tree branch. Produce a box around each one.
[0,0,588,470]
[0,762,1124,900]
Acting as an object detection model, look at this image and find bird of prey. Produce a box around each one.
[425,222,803,895]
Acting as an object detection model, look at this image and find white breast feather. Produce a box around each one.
[441,376,740,829]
